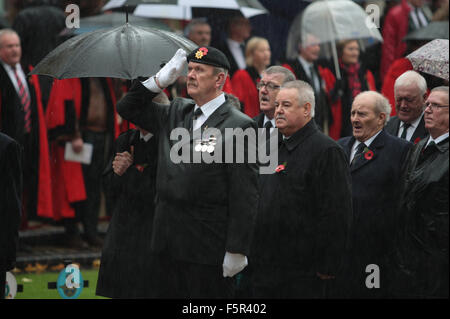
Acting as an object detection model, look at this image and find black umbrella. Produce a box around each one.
[72,12,171,35]
[30,23,196,80]
[403,21,449,41]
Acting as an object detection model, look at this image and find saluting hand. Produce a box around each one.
[112,145,134,176]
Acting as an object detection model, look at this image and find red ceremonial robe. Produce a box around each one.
[231,67,260,118]
[381,58,413,116]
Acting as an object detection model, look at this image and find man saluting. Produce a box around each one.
[117,47,259,298]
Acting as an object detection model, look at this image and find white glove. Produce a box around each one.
[143,49,187,92]
[223,252,248,278]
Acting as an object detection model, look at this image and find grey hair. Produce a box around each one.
[355,91,392,124]
[281,80,316,118]
[394,70,428,96]
[213,66,229,90]
[431,86,449,95]
[184,18,210,37]
[263,65,296,84]
[0,29,19,48]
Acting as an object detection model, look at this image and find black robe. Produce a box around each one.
[96,129,158,298]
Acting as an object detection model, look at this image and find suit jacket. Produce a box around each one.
[392,136,449,298]
[385,115,428,144]
[338,130,412,297]
[0,132,22,271]
[251,120,352,279]
[117,81,259,265]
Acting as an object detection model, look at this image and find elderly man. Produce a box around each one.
[392,86,449,298]
[385,70,428,143]
[282,34,331,132]
[117,47,259,298]
[249,80,352,298]
[0,29,51,233]
[338,91,412,298]
[254,65,295,139]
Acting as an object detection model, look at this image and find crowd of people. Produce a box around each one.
[0,0,448,299]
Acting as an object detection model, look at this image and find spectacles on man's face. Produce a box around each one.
[425,102,449,111]
[257,81,281,91]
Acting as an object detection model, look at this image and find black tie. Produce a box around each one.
[400,123,411,139]
[190,107,203,131]
[264,121,273,143]
[418,141,436,165]
[351,142,366,167]
[309,65,320,94]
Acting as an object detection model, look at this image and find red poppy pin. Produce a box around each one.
[135,164,148,173]
[364,148,374,160]
[275,162,287,173]
[414,137,421,145]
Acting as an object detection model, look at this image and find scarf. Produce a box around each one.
[340,60,361,99]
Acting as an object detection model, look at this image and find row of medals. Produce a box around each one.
[194,136,217,154]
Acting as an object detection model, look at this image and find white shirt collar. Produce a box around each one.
[353,129,382,150]
[401,112,423,130]
[263,115,275,128]
[140,131,153,142]
[427,132,449,147]
[193,93,226,131]
[1,61,29,95]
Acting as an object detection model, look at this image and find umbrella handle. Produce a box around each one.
[331,42,341,80]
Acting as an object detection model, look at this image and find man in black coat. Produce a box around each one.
[0,132,22,299]
[282,34,332,133]
[117,47,259,298]
[391,86,449,298]
[338,91,412,298]
[249,80,353,298]
[385,70,428,144]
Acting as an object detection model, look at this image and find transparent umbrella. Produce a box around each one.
[288,0,383,79]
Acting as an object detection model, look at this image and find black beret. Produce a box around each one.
[187,46,230,71]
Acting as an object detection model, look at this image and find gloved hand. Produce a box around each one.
[143,49,187,92]
[223,252,248,278]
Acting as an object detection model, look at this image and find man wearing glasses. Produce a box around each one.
[391,86,449,298]
[386,70,429,144]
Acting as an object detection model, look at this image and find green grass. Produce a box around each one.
[12,269,108,299]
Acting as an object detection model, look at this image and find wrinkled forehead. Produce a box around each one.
[428,90,449,104]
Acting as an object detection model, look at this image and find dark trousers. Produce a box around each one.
[77,130,107,238]
[153,253,235,299]
[250,264,328,299]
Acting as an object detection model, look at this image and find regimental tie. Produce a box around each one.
[264,121,273,144]
[400,122,411,140]
[190,107,203,131]
[351,142,366,167]
[13,66,31,133]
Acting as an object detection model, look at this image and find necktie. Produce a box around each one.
[415,8,428,28]
[264,121,273,143]
[400,123,411,139]
[418,141,436,165]
[309,65,320,94]
[351,142,366,167]
[190,107,203,131]
[13,67,31,133]
[239,43,246,57]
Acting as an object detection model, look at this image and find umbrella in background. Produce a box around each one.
[30,22,197,80]
[407,39,449,81]
[72,12,171,35]
[403,21,449,41]
[296,0,383,79]
[132,0,268,19]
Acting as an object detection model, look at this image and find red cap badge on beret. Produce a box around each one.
[195,47,209,59]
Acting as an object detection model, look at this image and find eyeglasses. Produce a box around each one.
[425,102,449,111]
[257,81,281,91]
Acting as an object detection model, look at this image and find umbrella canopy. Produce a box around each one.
[131,0,267,19]
[30,24,197,80]
[407,39,449,81]
[403,21,449,42]
[73,12,171,34]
